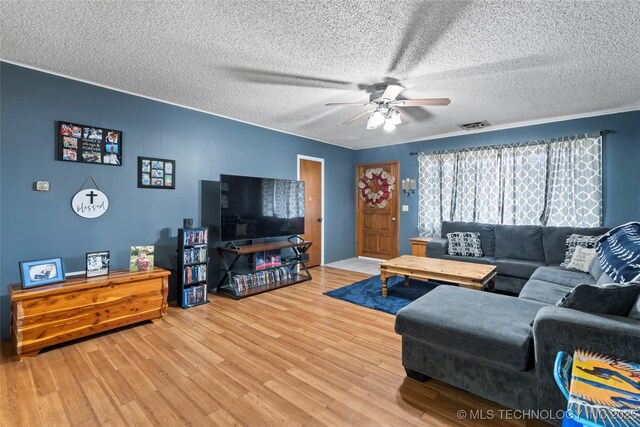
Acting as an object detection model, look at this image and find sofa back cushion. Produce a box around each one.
[495,225,544,262]
[588,255,604,281]
[629,295,640,320]
[596,272,614,286]
[542,226,609,265]
[441,221,495,256]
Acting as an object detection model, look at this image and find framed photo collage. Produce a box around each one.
[138,156,175,189]
[57,121,122,166]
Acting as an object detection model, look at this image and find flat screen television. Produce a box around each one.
[220,174,305,241]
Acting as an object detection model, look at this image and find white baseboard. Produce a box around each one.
[357,256,386,262]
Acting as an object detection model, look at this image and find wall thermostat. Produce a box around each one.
[34,181,50,191]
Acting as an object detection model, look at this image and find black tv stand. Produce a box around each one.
[216,239,313,299]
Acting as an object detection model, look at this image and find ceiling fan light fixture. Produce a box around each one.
[371,110,385,126]
[388,108,402,125]
[366,115,379,130]
[326,83,451,131]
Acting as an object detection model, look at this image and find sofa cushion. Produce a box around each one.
[447,232,483,257]
[630,295,640,320]
[495,276,528,295]
[556,282,640,316]
[395,286,548,371]
[426,237,448,258]
[519,279,576,305]
[441,221,495,257]
[588,255,604,282]
[441,254,496,265]
[560,234,600,268]
[529,266,596,288]
[494,258,545,279]
[495,225,544,262]
[542,226,609,265]
[596,272,615,286]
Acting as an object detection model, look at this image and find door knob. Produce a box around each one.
[317,218,323,222]
[391,217,396,221]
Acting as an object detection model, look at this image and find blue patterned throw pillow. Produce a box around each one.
[596,222,640,283]
[447,232,483,257]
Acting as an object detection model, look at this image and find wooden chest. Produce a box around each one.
[9,268,170,360]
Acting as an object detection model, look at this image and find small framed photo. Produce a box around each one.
[19,258,65,289]
[86,251,110,278]
[130,246,154,272]
[138,157,175,189]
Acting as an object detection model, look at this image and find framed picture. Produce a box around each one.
[86,251,110,278]
[138,157,175,189]
[130,246,155,272]
[19,258,65,289]
[57,121,122,166]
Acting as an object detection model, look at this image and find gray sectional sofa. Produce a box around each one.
[396,223,640,426]
[427,221,609,294]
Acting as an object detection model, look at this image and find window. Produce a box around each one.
[418,133,603,236]
[262,179,305,219]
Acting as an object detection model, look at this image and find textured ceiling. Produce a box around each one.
[1,1,639,149]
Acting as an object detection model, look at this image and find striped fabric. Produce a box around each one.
[596,222,640,283]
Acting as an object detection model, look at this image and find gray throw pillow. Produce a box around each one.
[447,232,483,257]
[630,295,640,320]
[556,282,640,316]
[560,234,600,268]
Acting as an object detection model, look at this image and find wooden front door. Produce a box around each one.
[299,158,322,267]
[356,161,399,260]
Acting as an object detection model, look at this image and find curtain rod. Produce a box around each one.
[408,129,615,156]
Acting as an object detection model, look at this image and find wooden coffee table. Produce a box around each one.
[379,255,497,297]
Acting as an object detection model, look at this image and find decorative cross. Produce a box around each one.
[86,190,98,204]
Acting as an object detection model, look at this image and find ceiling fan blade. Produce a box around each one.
[343,110,372,125]
[325,102,369,106]
[226,66,355,90]
[398,98,451,107]
[387,2,470,75]
[381,85,404,100]
[408,55,557,83]
[399,105,433,123]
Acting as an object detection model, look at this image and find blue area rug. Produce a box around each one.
[324,274,438,315]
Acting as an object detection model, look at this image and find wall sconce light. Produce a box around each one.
[401,178,416,196]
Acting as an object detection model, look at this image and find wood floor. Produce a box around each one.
[1,266,546,426]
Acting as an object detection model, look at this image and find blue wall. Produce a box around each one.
[0,62,356,339]
[2,61,638,340]
[354,111,640,255]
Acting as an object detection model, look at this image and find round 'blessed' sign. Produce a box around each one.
[72,189,109,218]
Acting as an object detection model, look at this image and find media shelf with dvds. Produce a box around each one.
[177,227,210,308]
[216,238,312,299]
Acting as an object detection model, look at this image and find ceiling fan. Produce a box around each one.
[325,84,450,131]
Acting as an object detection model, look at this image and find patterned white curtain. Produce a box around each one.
[418,133,602,236]
[262,180,305,219]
